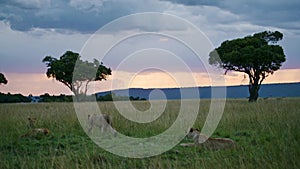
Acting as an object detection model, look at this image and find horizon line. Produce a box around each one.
[1,81,299,96]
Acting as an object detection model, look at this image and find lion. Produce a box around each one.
[27,117,37,129]
[180,128,235,150]
[87,114,117,137]
[21,117,50,138]
[21,128,50,138]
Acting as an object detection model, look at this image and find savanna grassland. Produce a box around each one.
[0,98,299,169]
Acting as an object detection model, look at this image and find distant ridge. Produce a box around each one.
[96,82,300,100]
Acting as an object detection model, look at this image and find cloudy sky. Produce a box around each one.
[0,0,299,95]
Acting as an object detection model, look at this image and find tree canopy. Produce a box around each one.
[42,51,112,96]
[209,31,286,102]
[0,73,8,85]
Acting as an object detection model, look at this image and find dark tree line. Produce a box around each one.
[0,92,31,103]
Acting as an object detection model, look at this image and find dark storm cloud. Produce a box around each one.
[1,0,299,33]
[161,0,300,30]
[0,0,165,33]
[160,0,218,6]
[0,0,114,32]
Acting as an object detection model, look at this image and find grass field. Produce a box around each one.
[0,98,299,169]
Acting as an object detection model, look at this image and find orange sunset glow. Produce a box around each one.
[1,68,300,96]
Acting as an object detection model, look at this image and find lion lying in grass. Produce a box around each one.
[180,128,235,150]
[21,117,50,138]
[21,128,50,138]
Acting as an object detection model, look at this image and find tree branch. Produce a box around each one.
[259,73,266,85]
[84,80,91,96]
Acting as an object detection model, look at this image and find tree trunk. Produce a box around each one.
[71,85,79,96]
[248,82,260,102]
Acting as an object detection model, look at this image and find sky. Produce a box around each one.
[0,0,299,95]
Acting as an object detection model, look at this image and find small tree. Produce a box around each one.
[42,51,111,96]
[209,31,286,102]
[0,73,8,85]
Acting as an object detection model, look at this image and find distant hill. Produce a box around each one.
[96,82,300,100]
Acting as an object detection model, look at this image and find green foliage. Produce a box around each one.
[39,93,72,102]
[0,92,31,103]
[96,93,146,101]
[0,99,299,168]
[97,93,114,101]
[42,51,112,96]
[130,96,146,101]
[37,93,147,102]
[0,73,8,85]
[209,31,286,102]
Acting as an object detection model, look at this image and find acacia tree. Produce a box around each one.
[209,31,286,102]
[0,73,8,85]
[42,51,112,96]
